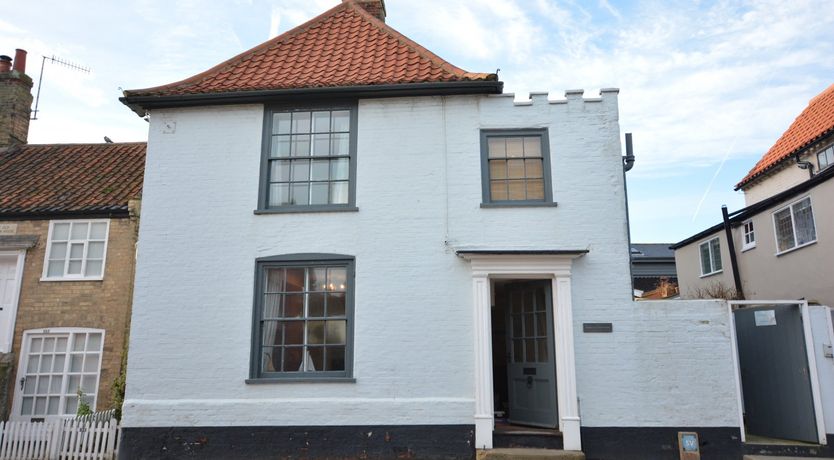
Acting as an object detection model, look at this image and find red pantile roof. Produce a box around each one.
[123,0,495,99]
[0,143,146,216]
[737,83,834,189]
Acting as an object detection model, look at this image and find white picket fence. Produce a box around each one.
[0,418,118,459]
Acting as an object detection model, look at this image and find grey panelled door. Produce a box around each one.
[505,281,558,428]
[735,304,818,443]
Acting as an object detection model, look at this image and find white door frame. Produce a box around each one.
[0,249,26,353]
[728,300,827,445]
[461,253,583,451]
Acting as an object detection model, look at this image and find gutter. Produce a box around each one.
[0,208,130,221]
[121,80,505,116]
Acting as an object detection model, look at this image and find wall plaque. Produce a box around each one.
[583,322,613,333]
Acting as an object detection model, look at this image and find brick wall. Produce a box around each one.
[0,72,33,147]
[3,216,137,415]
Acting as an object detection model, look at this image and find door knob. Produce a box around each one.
[526,376,533,388]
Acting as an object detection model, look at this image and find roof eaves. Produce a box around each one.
[121,80,504,116]
[735,125,834,190]
[0,207,131,221]
[674,164,834,249]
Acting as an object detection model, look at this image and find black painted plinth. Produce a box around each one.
[119,424,475,460]
[581,427,743,460]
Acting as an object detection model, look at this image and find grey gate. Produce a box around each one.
[504,281,558,428]
[734,303,818,443]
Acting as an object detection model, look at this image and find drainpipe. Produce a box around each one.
[721,205,745,300]
[623,133,635,172]
[623,133,636,297]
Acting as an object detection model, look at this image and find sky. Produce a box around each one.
[2,0,833,243]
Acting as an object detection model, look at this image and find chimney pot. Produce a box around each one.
[13,49,27,74]
[0,55,11,73]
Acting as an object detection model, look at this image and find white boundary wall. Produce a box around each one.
[577,299,740,427]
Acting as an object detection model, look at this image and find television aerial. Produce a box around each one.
[30,55,91,120]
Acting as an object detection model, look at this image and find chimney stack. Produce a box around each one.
[0,48,33,147]
[345,0,386,22]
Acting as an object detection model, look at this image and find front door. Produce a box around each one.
[735,304,819,443]
[504,281,558,428]
[0,254,22,352]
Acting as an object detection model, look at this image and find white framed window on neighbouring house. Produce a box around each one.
[742,220,756,251]
[42,220,109,281]
[13,328,104,420]
[817,145,833,170]
[699,237,722,276]
[773,196,817,254]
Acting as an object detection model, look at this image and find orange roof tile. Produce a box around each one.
[123,1,495,99]
[737,83,834,189]
[0,143,146,216]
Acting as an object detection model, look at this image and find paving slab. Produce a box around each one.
[744,456,834,460]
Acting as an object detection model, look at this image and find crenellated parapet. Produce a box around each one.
[487,88,620,106]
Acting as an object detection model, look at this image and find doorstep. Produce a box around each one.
[477,448,584,460]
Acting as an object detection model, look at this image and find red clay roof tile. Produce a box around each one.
[737,83,834,189]
[123,0,495,98]
[0,143,146,215]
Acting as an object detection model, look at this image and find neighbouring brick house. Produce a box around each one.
[0,49,146,421]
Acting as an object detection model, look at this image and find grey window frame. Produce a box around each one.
[257,102,359,213]
[479,128,555,207]
[248,253,356,383]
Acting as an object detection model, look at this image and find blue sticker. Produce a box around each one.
[681,433,698,452]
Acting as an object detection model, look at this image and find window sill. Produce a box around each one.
[775,239,817,257]
[741,243,756,252]
[245,377,356,384]
[480,202,558,208]
[254,206,359,215]
[699,270,723,279]
[39,277,104,282]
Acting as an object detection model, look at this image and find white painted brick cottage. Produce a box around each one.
[118,1,743,458]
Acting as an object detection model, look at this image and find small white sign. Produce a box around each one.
[0,223,17,235]
[754,309,777,327]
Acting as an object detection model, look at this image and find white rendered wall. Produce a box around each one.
[743,164,811,206]
[125,91,738,430]
[578,299,739,427]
